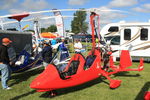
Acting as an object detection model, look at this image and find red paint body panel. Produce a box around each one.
[30,49,101,91]
[144,91,150,100]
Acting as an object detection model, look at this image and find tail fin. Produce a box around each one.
[120,50,132,68]
[138,58,144,71]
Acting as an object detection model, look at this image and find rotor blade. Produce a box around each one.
[0,8,129,19]
[29,9,82,15]
[40,16,75,20]
[0,14,16,19]
[94,9,129,13]
[3,20,19,24]
[3,16,75,24]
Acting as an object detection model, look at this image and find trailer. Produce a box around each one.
[0,30,33,60]
[101,21,150,61]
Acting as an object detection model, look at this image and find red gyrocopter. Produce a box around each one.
[30,11,144,96]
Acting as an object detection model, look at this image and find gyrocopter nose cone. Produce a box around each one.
[30,79,41,89]
[30,72,48,89]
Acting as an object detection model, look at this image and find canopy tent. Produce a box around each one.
[40,32,59,38]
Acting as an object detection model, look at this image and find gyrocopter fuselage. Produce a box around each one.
[30,8,144,96]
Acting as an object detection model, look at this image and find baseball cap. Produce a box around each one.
[2,38,12,43]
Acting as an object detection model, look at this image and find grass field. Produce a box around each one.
[0,62,149,100]
[0,43,150,100]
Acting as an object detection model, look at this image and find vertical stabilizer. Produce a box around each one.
[120,50,132,68]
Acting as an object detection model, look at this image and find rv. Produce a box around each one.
[100,21,150,61]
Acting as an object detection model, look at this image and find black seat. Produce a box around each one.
[54,60,80,80]
[84,55,96,69]
[66,60,80,76]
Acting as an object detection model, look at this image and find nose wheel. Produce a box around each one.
[49,90,57,98]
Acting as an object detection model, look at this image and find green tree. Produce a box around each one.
[41,28,46,32]
[71,10,88,34]
[65,30,70,32]
[41,25,57,33]
[47,25,57,32]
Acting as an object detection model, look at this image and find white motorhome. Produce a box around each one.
[101,21,150,61]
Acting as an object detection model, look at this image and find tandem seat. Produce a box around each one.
[58,53,85,79]
[84,55,96,70]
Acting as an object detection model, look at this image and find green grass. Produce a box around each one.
[0,62,149,100]
[0,44,150,100]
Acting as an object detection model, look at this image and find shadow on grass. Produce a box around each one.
[9,67,44,87]
[135,81,150,100]
[40,78,105,98]
[10,90,36,100]
[113,71,141,77]
[39,71,141,98]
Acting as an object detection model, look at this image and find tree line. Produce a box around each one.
[41,10,88,34]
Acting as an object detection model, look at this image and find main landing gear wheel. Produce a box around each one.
[48,90,57,98]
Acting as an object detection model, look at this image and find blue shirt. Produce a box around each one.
[51,39,57,45]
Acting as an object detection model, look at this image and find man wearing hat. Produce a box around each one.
[41,41,52,68]
[74,39,83,53]
[0,38,12,90]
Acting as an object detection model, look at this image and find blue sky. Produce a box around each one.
[0,0,150,31]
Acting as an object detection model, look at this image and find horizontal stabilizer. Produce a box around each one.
[110,80,122,89]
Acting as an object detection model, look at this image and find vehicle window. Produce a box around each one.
[108,26,119,32]
[124,29,131,40]
[104,36,114,41]
[110,36,120,45]
[140,28,148,40]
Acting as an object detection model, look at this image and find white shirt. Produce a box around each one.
[74,42,82,52]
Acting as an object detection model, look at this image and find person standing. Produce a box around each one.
[74,39,83,53]
[41,41,52,68]
[58,37,70,61]
[0,38,12,90]
[51,39,57,46]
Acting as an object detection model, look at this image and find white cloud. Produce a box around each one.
[68,0,89,6]
[21,0,49,10]
[8,0,52,14]
[40,19,56,28]
[108,0,138,7]
[132,3,150,13]
[142,4,150,9]
[0,0,18,9]
[9,9,27,14]
[96,6,127,24]
[31,15,56,28]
